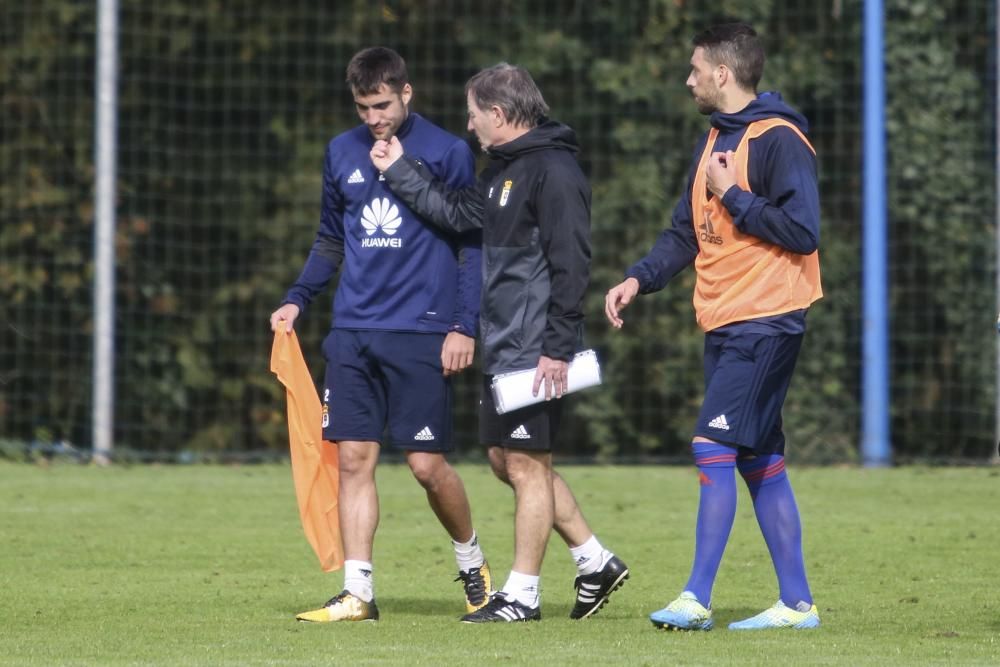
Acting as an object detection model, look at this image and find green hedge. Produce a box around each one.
[0,0,994,460]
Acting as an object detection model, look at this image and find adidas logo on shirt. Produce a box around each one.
[510,425,530,440]
[347,169,365,184]
[699,212,723,245]
[708,414,731,431]
[414,427,435,441]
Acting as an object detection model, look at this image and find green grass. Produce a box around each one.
[2,462,998,665]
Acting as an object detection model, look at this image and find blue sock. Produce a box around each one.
[683,442,737,607]
[738,454,813,608]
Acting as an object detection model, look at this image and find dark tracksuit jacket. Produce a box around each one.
[381,120,591,375]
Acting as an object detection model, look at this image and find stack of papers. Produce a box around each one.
[490,349,602,415]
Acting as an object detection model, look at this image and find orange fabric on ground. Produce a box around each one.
[270,330,343,572]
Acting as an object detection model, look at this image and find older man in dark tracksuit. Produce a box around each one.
[370,63,629,623]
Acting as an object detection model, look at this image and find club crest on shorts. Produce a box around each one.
[322,388,330,428]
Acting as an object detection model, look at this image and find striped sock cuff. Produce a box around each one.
[737,455,787,494]
[691,442,738,468]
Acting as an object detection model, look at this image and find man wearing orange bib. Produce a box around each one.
[606,23,822,631]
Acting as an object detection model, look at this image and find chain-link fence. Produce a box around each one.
[1,1,995,462]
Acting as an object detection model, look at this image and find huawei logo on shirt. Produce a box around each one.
[360,197,404,248]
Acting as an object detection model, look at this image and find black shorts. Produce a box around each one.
[322,329,452,452]
[478,374,563,451]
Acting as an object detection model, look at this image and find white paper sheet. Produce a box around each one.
[490,349,602,415]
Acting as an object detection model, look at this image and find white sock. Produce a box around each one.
[343,559,374,603]
[453,531,485,573]
[501,570,540,609]
[569,535,611,576]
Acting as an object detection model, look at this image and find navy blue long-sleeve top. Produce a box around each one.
[283,113,481,336]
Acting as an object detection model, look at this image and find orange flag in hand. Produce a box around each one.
[270,329,343,572]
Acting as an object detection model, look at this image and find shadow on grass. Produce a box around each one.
[380,595,467,617]
[275,596,461,621]
[365,597,594,621]
[698,608,760,628]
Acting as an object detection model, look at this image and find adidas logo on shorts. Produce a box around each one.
[708,414,731,431]
[414,426,435,441]
[510,425,530,440]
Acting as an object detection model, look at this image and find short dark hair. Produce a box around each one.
[692,23,765,92]
[346,47,409,96]
[465,63,549,128]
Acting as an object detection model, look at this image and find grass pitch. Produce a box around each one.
[1,462,997,665]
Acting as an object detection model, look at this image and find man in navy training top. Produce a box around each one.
[270,46,491,623]
[605,23,822,631]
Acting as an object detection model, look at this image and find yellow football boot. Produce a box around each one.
[455,560,494,613]
[295,590,379,622]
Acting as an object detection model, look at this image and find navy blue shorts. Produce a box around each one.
[321,329,452,452]
[478,374,563,451]
[693,331,804,455]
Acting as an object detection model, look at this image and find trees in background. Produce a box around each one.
[0,1,993,460]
